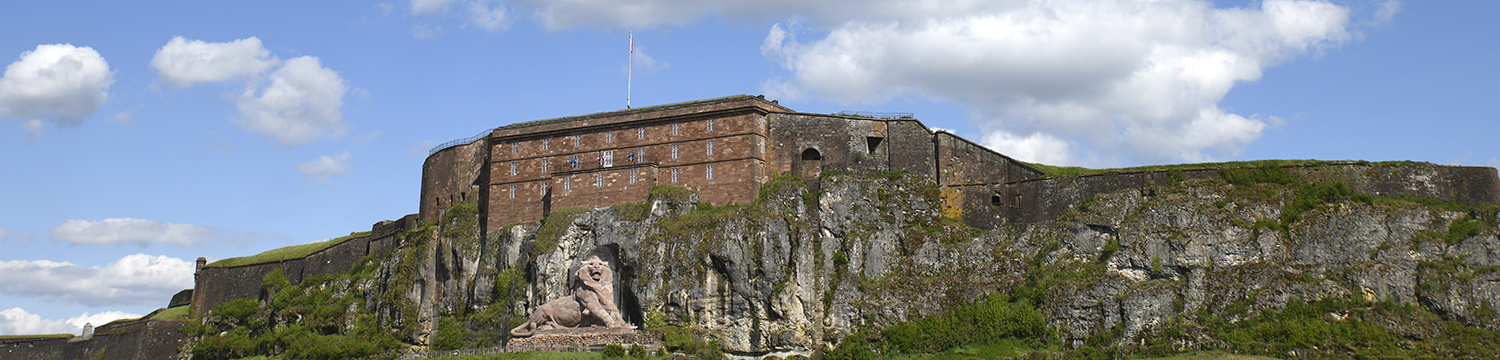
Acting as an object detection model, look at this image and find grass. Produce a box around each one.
[1024,159,1394,177]
[206,231,372,267]
[149,305,191,320]
[877,340,1037,360]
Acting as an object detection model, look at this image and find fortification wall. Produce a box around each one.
[886,120,937,177]
[420,138,489,224]
[1,319,189,360]
[1001,162,1500,224]
[192,216,415,317]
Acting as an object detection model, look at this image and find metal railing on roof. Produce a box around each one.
[838,110,914,119]
[429,129,493,156]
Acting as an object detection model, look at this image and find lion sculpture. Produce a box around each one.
[509,256,630,337]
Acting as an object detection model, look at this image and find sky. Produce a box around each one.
[0,0,1495,335]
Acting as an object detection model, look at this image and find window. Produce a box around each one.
[866,137,884,154]
[595,173,602,187]
[758,138,765,154]
[511,142,518,153]
[542,157,549,172]
[602,150,614,167]
[540,183,547,196]
[672,122,680,136]
[706,140,714,155]
[510,162,517,176]
[565,176,572,191]
[638,127,644,139]
[706,164,714,179]
[606,131,614,143]
[707,118,715,132]
[671,144,679,159]
[629,168,638,184]
[509,185,516,199]
[543,138,550,150]
[671,168,679,183]
[574,135,581,147]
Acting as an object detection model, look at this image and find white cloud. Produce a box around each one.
[0,308,140,336]
[22,119,43,143]
[235,56,349,146]
[412,0,454,14]
[758,0,1351,166]
[0,44,113,137]
[297,151,351,182]
[51,218,217,247]
[1372,0,1400,26]
[149,37,278,88]
[109,111,131,124]
[0,254,194,307]
[466,0,510,33]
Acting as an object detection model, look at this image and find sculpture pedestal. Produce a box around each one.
[506,328,661,352]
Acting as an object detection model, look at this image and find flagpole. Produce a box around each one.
[628,27,633,109]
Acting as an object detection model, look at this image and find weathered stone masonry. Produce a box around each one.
[421,95,1047,234]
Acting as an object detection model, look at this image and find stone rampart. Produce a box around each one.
[191,215,417,317]
[1,319,189,360]
[1001,162,1500,224]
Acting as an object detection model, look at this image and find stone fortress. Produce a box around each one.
[10,95,1500,360]
[421,94,1500,232]
[421,94,1046,232]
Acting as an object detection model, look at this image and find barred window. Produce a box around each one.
[638,127,644,139]
[671,168,679,183]
[606,131,614,143]
[565,176,573,191]
[540,183,547,196]
[707,164,714,179]
[542,157,549,172]
[596,173,602,187]
[758,138,765,154]
[574,135,581,147]
[629,168,638,184]
[707,119,715,132]
[509,185,516,199]
[672,122,680,136]
[510,142,517,154]
[672,144,679,159]
[543,137,550,150]
[707,140,714,155]
[510,162,517,176]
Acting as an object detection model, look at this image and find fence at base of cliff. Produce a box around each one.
[400,343,661,359]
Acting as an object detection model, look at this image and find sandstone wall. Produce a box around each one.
[1,319,189,360]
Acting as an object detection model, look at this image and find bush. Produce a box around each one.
[212,298,259,322]
[629,344,647,358]
[432,317,467,351]
[604,344,627,358]
[881,292,1044,353]
[826,332,874,360]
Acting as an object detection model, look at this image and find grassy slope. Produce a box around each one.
[206,231,371,268]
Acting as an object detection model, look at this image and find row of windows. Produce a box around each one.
[502,118,728,155]
[504,137,763,176]
[504,164,717,198]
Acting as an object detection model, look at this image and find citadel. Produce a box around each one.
[7,95,1500,359]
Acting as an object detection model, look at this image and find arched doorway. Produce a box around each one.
[800,148,821,177]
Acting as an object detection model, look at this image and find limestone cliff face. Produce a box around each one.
[362,170,1500,355]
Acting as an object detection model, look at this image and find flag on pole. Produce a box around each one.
[630,31,634,53]
[568,157,579,168]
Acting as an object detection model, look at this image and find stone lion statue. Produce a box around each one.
[510,256,630,337]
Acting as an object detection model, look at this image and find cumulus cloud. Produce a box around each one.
[0,44,113,138]
[149,38,349,146]
[0,308,140,336]
[149,37,278,88]
[50,218,217,247]
[235,56,349,146]
[297,151,351,182]
[759,0,1352,165]
[408,0,510,37]
[0,254,194,307]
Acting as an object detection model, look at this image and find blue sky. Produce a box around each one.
[0,0,1494,335]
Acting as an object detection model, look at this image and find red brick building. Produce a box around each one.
[421,95,1044,233]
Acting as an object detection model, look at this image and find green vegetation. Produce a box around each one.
[0,334,72,340]
[878,292,1044,353]
[425,352,605,360]
[1026,159,1352,177]
[644,310,724,360]
[533,207,591,256]
[206,231,372,267]
[148,305,190,320]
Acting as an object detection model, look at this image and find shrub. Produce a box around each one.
[826,332,874,360]
[212,298,259,322]
[432,317,466,351]
[880,292,1044,353]
[604,344,627,358]
[629,344,647,358]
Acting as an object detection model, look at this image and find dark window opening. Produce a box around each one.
[801,148,822,161]
[990,195,1002,207]
[866,137,884,154]
[460,192,466,202]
